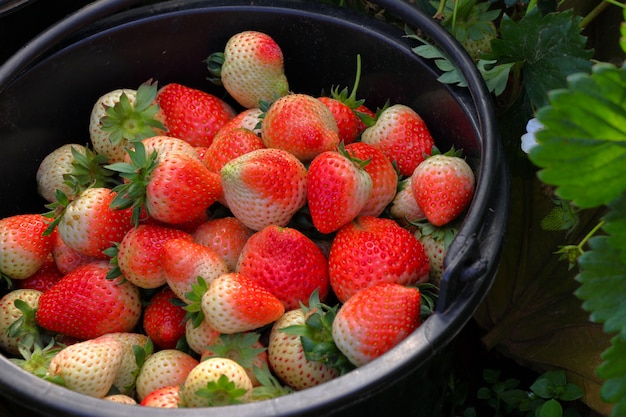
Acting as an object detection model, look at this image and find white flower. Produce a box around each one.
[521,117,544,154]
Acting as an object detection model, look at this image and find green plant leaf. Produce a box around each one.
[538,398,563,417]
[531,64,626,209]
[488,8,593,109]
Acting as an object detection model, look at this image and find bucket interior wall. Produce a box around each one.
[0,1,506,417]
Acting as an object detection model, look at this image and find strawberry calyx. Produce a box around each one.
[251,362,294,401]
[193,374,248,406]
[7,298,56,353]
[180,276,208,328]
[203,333,266,371]
[10,339,62,379]
[279,289,355,375]
[106,141,159,226]
[328,54,365,111]
[337,141,370,170]
[100,80,166,145]
[205,52,225,86]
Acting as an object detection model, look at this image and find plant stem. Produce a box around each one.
[579,0,625,29]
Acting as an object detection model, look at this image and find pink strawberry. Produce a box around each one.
[389,176,426,226]
[332,282,421,366]
[0,214,55,280]
[203,127,265,174]
[47,336,125,397]
[201,272,285,334]
[142,286,187,350]
[214,107,263,136]
[220,148,307,231]
[208,30,289,109]
[328,215,430,303]
[50,232,98,275]
[156,82,235,147]
[54,187,134,259]
[411,148,475,226]
[268,308,340,390]
[161,238,229,303]
[191,216,255,271]
[140,385,183,408]
[345,141,398,217]
[182,357,253,407]
[35,261,142,340]
[260,93,340,162]
[361,104,435,177]
[306,146,372,234]
[135,349,199,401]
[236,225,330,310]
[116,224,193,289]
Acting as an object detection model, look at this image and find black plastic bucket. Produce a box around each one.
[0,1,509,416]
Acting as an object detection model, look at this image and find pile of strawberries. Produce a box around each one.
[0,30,475,408]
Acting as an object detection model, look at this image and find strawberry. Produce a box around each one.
[306,146,372,234]
[140,385,183,408]
[413,222,458,286]
[161,238,229,303]
[35,261,142,340]
[182,357,253,407]
[389,176,426,226]
[104,394,137,404]
[215,107,263,136]
[90,81,166,163]
[328,215,430,303]
[116,224,193,289]
[108,141,221,226]
[361,103,435,177]
[137,135,200,160]
[135,349,198,401]
[47,336,125,397]
[156,82,235,148]
[332,282,421,366]
[268,308,340,390]
[317,55,372,145]
[185,316,220,356]
[142,286,187,349]
[201,272,285,334]
[202,127,265,174]
[411,148,475,226]
[191,216,255,272]
[260,93,340,162]
[236,225,330,310]
[104,332,151,396]
[345,141,398,217]
[201,332,268,386]
[0,288,43,355]
[51,187,134,259]
[220,148,307,231]
[14,255,63,292]
[50,231,99,274]
[0,214,55,280]
[207,30,289,109]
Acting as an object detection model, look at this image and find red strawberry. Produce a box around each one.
[236,225,330,310]
[203,127,265,174]
[361,104,435,177]
[201,272,285,334]
[36,261,142,340]
[90,81,166,163]
[135,348,199,401]
[268,308,340,390]
[0,214,55,280]
[156,82,235,148]
[220,148,307,231]
[191,216,255,272]
[306,146,372,234]
[140,385,183,408]
[260,93,340,162]
[328,216,430,303]
[47,336,125,397]
[161,238,229,303]
[411,149,475,226]
[345,141,398,217]
[208,30,289,109]
[332,282,421,366]
[182,357,253,407]
[142,286,187,349]
[109,141,222,226]
[54,187,134,259]
[116,224,192,289]
[15,255,63,292]
[214,107,263,136]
